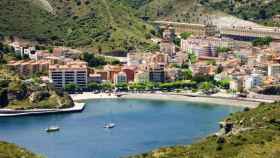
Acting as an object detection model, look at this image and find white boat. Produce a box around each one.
[46,126,60,132]
[104,123,115,129]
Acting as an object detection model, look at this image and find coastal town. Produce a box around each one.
[2,20,280,106]
[1,0,280,158]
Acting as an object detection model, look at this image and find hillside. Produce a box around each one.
[128,102,280,158]
[126,0,260,28]
[1,0,277,53]
[127,0,279,27]
[206,0,280,27]
[0,141,42,158]
[0,0,154,52]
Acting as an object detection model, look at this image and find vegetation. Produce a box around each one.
[0,52,74,110]
[0,45,74,109]
[217,47,231,53]
[128,102,280,158]
[252,37,273,47]
[80,52,120,68]
[207,0,280,27]
[0,141,43,158]
[180,32,192,40]
[187,50,198,64]
[0,0,154,52]
[123,0,280,27]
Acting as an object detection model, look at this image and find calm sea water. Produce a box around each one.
[0,99,241,158]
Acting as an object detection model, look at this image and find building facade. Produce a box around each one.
[49,61,88,88]
[114,72,127,84]
[149,63,165,82]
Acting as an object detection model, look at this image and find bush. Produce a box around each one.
[252,37,272,46]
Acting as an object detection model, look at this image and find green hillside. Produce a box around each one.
[206,0,280,27]
[138,0,209,23]
[123,0,280,26]
[0,0,154,52]
[0,141,43,158]
[128,102,280,158]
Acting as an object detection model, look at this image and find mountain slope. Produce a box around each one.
[0,0,154,52]
[206,0,280,27]
[125,0,279,27]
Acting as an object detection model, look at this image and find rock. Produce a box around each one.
[29,91,50,103]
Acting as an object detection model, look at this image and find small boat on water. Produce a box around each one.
[104,123,115,129]
[46,126,60,132]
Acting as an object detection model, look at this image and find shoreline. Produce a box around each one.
[71,92,271,108]
[0,102,85,117]
[1,91,274,117]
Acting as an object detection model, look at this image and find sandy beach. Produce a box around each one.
[70,92,269,108]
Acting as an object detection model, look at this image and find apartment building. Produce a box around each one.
[7,60,49,76]
[268,64,280,78]
[49,61,88,88]
[149,63,165,82]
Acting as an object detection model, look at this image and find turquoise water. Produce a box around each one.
[0,99,241,158]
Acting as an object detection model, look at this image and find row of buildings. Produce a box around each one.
[154,21,280,40]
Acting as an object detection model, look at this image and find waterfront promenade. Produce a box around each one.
[0,102,85,117]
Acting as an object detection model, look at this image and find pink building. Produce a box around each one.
[122,65,137,82]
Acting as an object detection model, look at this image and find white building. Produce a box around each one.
[244,74,263,90]
[49,61,88,88]
[268,64,280,78]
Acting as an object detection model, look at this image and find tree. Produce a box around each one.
[180,32,192,39]
[100,82,113,91]
[199,82,216,94]
[252,37,273,46]
[182,69,193,80]
[129,83,146,91]
[115,83,128,91]
[217,47,230,53]
[64,83,79,92]
[88,82,101,91]
[80,52,107,67]
[216,64,224,74]
[187,50,198,64]
[173,37,181,46]
[218,79,230,89]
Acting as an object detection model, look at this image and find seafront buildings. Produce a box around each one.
[6,20,280,96]
[49,61,88,88]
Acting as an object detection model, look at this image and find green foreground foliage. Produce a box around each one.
[0,141,43,158]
